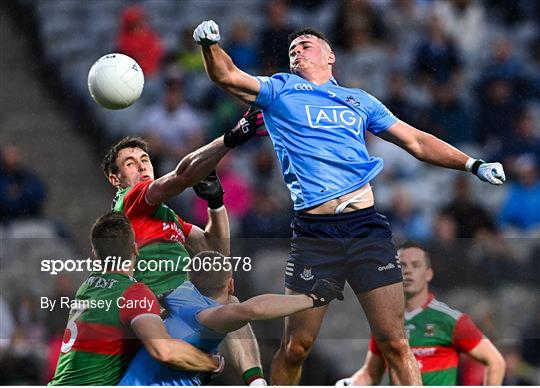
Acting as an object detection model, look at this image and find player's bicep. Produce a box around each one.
[196,304,251,334]
[185,225,206,254]
[377,120,425,155]
[146,172,190,206]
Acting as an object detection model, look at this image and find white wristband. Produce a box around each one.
[209,205,225,213]
[465,157,476,172]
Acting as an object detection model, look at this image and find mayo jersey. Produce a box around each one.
[113,180,194,296]
[255,73,397,210]
[370,294,484,385]
[119,281,224,386]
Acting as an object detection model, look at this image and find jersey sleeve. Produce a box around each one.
[369,335,382,355]
[178,217,193,239]
[452,314,484,352]
[254,73,289,108]
[123,180,157,218]
[120,282,161,326]
[366,94,398,134]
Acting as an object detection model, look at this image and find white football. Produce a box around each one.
[87,53,144,110]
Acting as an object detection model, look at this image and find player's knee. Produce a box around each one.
[377,338,410,363]
[282,335,315,363]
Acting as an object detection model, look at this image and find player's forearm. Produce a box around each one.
[164,340,219,372]
[243,294,313,321]
[202,44,237,85]
[204,207,230,256]
[412,131,469,171]
[483,357,506,385]
[173,136,229,185]
[351,368,377,385]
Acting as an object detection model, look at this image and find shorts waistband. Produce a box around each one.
[294,206,377,222]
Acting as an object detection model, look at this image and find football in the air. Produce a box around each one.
[87,53,144,110]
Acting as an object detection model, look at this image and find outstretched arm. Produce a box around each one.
[198,294,313,333]
[379,120,506,185]
[197,279,344,333]
[146,137,229,205]
[194,20,260,103]
[466,339,506,385]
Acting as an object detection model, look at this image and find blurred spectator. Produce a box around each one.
[500,344,536,384]
[240,189,291,238]
[0,329,42,384]
[413,16,462,85]
[428,81,475,144]
[482,37,524,83]
[336,25,390,97]
[526,37,540,100]
[428,211,468,288]
[384,71,425,126]
[140,69,205,175]
[467,229,521,286]
[117,6,163,104]
[0,296,15,349]
[442,176,495,238]
[433,0,488,62]
[383,186,432,242]
[227,20,258,73]
[476,78,521,145]
[259,0,294,73]
[117,6,163,77]
[332,0,388,50]
[0,145,47,222]
[499,155,540,232]
[172,26,205,74]
[496,108,540,171]
[207,93,246,140]
[520,308,540,367]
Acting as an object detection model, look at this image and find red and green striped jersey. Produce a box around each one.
[370,294,483,386]
[49,272,160,386]
[113,180,194,296]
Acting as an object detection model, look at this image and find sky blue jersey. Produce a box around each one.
[119,281,224,386]
[255,73,397,210]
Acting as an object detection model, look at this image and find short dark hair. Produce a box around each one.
[91,212,135,263]
[397,240,431,268]
[288,28,332,49]
[188,251,233,298]
[102,136,149,176]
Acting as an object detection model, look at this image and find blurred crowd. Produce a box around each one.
[1,0,540,384]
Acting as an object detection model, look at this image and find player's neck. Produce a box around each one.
[297,70,332,85]
[405,288,430,312]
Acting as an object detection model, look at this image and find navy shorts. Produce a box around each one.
[285,206,403,294]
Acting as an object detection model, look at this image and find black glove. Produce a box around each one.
[193,170,224,209]
[223,107,265,148]
[200,354,225,385]
[307,279,344,307]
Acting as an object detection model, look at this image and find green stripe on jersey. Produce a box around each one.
[421,368,458,386]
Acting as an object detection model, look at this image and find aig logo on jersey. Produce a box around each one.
[294,83,314,91]
[305,105,361,133]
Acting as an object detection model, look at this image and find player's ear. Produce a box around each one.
[228,278,235,295]
[108,173,121,188]
[328,50,335,65]
[426,267,434,282]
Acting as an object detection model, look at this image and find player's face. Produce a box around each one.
[400,247,433,298]
[109,147,154,189]
[288,35,334,76]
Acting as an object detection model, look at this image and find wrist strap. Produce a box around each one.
[242,366,264,385]
[465,158,485,175]
[209,205,225,212]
